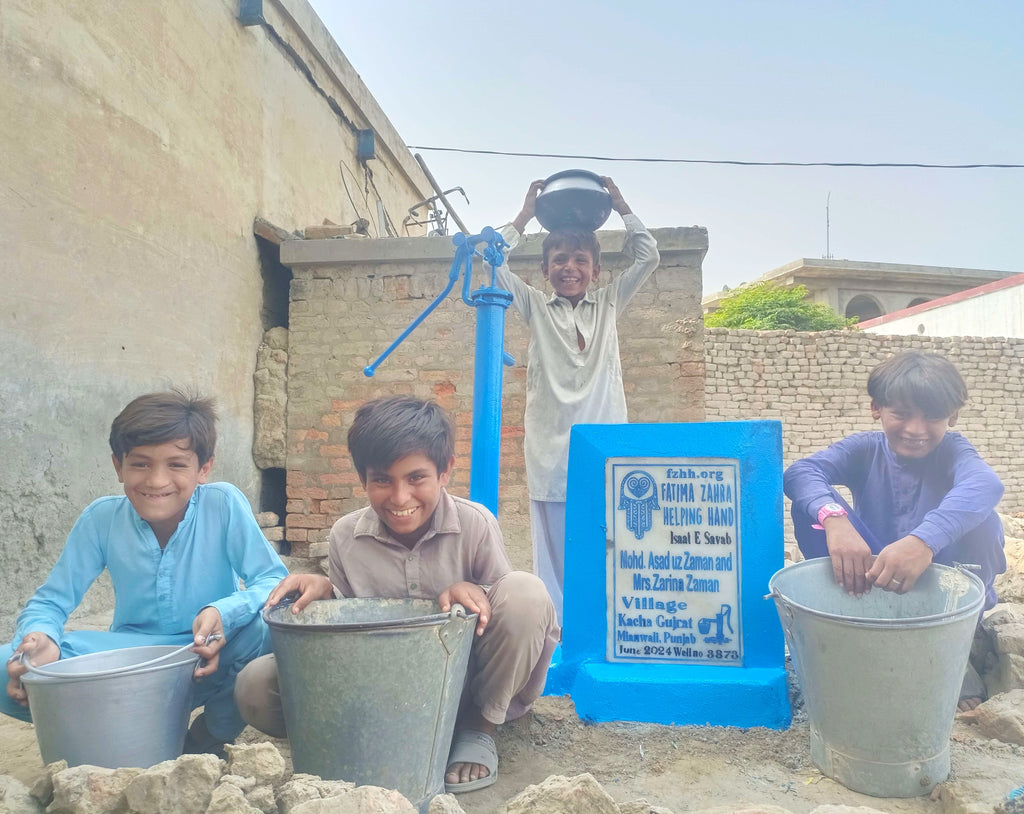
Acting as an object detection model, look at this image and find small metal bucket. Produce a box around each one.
[21,644,200,768]
[769,560,984,797]
[265,598,476,813]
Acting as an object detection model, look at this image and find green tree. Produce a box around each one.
[704,282,856,330]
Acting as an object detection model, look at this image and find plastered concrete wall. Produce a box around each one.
[0,0,431,634]
[280,226,709,569]
[704,330,1024,529]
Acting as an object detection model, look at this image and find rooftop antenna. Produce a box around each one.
[824,192,834,259]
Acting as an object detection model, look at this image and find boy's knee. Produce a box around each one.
[234,654,286,738]
[490,571,556,622]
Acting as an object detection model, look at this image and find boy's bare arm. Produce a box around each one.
[511,180,545,234]
[438,581,491,637]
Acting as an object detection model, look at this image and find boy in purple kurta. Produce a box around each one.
[784,351,1005,708]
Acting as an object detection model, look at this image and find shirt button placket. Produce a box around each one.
[157,547,174,623]
[406,552,421,596]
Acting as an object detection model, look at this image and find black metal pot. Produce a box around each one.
[534,169,612,232]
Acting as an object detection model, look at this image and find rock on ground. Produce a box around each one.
[504,773,619,814]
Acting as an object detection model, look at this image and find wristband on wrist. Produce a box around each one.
[812,502,848,530]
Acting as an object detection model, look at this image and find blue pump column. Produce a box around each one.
[467,287,513,515]
[364,227,513,518]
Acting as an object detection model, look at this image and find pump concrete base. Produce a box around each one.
[569,662,790,729]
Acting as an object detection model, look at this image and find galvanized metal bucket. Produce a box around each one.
[21,644,199,768]
[265,598,476,813]
[768,559,984,797]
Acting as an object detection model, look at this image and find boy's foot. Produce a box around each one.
[182,713,227,760]
[444,729,498,794]
[958,662,986,712]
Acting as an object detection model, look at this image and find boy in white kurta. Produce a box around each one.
[493,177,660,623]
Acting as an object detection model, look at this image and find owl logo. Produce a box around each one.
[618,470,659,540]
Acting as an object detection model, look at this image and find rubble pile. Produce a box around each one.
[0,755,919,814]
[0,743,425,814]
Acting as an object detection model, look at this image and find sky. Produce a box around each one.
[308,1,1022,295]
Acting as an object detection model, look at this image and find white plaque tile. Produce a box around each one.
[606,457,742,664]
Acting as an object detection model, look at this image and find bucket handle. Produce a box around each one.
[438,603,472,656]
[16,634,220,680]
[764,588,796,633]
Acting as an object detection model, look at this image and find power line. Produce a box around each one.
[407,145,1024,169]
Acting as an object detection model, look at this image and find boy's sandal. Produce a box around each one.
[444,729,498,794]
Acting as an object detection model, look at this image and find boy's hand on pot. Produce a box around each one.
[6,632,59,706]
[824,518,873,596]
[866,536,933,594]
[265,573,334,614]
[439,582,491,636]
[601,176,631,215]
[512,180,545,234]
[192,606,225,679]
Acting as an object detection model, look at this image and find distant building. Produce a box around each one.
[860,272,1024,339]
[702,258,1019,321]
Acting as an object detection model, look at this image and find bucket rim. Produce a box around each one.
[768,559,985,628]
[20,645,200,685]
[263,597,479,633]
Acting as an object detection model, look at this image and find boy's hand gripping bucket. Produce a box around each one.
[265,598,477,813]
[19,643,201,769]
[768,560,984,797]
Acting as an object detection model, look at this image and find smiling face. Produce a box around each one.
[872,401,957,459]
[542,243,599,306]
[362,452,453,548]
[112,439,212,545]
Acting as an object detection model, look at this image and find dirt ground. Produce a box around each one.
[4,685,1024,814]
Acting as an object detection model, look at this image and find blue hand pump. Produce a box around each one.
[364,227,514,516]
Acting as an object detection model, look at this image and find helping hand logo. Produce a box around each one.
[618,470,660,540]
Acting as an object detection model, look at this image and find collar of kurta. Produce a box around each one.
[353,488,462,550]
[545,289,597,308]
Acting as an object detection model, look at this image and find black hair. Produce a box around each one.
[867,351,968,419]
[347,396,454,481]
[109,389,217,464]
